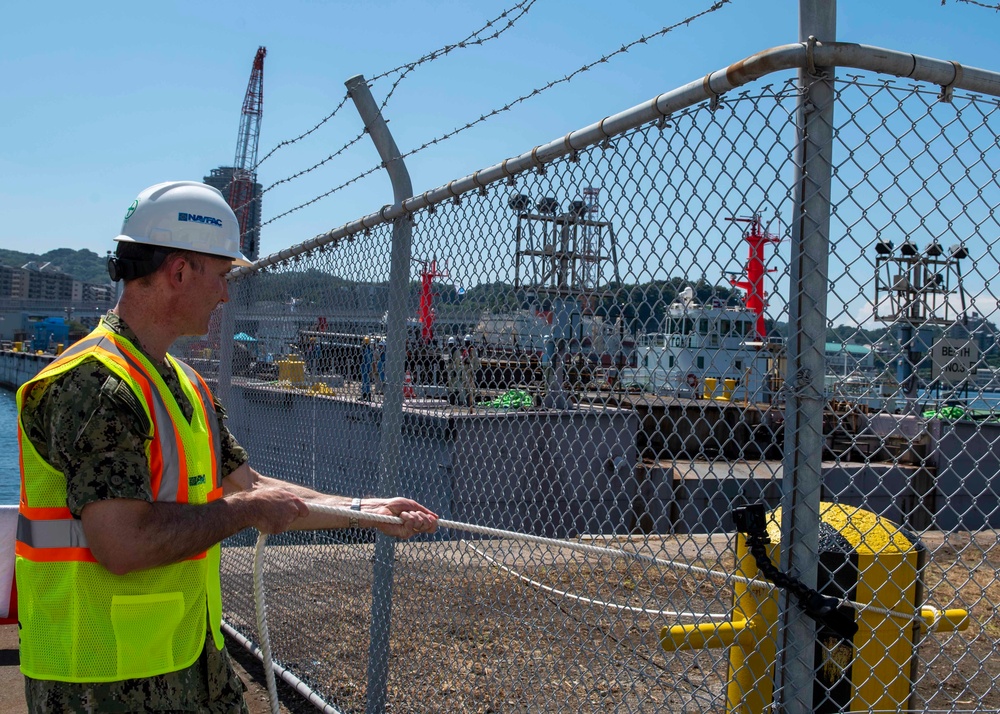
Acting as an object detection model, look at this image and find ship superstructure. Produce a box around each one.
[620,287,773,400]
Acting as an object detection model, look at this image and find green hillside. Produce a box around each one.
[0,248,110,285]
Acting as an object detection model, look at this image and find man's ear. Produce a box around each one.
[162,253,189,287]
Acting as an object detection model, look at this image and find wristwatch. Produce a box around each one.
[349,497,362,529]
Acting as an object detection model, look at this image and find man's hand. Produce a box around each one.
[363,497,439,539]
[223,464,437,537]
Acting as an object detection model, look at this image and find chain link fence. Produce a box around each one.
[179,43,1000,713]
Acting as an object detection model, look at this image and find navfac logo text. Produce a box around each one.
[178,212,223,227]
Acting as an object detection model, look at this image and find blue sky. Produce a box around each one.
[1,0,996,264]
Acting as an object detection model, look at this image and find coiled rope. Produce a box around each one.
[251,503,949,713]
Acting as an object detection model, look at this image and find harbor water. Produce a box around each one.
[1,389,19,505]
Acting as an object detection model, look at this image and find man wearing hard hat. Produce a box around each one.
[14,181,438,712]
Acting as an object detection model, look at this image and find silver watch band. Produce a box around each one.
[349,497,362,529]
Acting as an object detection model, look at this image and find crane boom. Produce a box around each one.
[229,46,266,261]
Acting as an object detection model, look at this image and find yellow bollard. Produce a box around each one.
[703,377,718,399]
[722,378,737,401]
[660,502,969,714]
[277,355,306,386]
[661,525,779,714]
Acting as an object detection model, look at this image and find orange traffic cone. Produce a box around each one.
[403,371,416,399]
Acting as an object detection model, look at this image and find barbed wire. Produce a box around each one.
[398,0,734,161]
[259,162,386,229]
[217,92,354,221]
[253,94,352,174]
[258,0,734,236]
[251,0,537,179]
[229,0,540,236]
[373,0,537,109]
[237,1,538,225]
[944,0,1000,10]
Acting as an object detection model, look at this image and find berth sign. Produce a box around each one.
[931,338,979,386]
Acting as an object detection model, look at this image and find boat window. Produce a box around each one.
[668,356,674,368]
[736,360,743,370]
[722,320,731,335]
[697,356,705,369]
[699,319,708,334]
[683,318,693,334]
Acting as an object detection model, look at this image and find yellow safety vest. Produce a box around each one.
[15,323,225,682]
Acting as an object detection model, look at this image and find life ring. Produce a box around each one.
[686,373,698,389]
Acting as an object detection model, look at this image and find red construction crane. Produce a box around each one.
[727,214,782,341]
[229,46,266,260]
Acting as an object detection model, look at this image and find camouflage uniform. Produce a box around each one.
[20,312,250,713]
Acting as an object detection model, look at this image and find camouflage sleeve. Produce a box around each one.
[42,361,154,518]
[213,398,249,478]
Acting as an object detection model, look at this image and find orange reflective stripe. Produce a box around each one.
[180,362,222,493]
[105,334,186,501]
[94,344,170,500]
[15,541,98,563]
[18,504,72,520]
[16,429,25,507]
[29,334,105,383]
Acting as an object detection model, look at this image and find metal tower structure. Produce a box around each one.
[229,46,266,261]
[727,214,782,341]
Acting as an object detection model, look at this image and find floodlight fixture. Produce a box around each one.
[509,194,531,212]
[537,197,560,214]
[899,240,919,256]
[875,239,894,255]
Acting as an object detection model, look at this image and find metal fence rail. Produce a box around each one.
[189,41,1000,713]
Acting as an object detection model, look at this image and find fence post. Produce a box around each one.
[775,2,837,712]
[345,74,413,714]
[215,288,237,408]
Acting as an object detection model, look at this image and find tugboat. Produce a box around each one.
[619,214,783,403]
[618,286,775,401]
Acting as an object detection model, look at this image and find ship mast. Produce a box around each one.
[727,214,781,341]
[416,258,447,344]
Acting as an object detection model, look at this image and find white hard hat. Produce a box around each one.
[447,336,457,346]
[115,181,251,266]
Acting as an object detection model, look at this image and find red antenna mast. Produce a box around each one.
[229,46,266,260]
[416,258,448,344]
[726,214,781,341]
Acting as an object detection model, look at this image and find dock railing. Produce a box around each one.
[189,33,1000,714]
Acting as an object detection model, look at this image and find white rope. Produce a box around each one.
[305,503,771,589]
[251,503,959,712]
[253,531,280,714]
[462,541,733,620]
